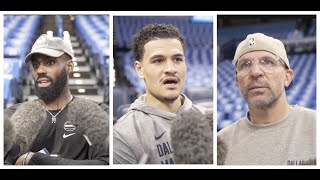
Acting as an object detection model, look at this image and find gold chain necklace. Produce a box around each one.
[44,95,73,123]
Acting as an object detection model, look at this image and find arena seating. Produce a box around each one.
[4,15,41,108]
[74,15,110,86]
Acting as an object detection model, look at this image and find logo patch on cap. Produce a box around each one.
[38,35,46,44]
[248,37,255,48]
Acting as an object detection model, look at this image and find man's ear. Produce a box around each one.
[134,61,144,79]
[66,59,74,74]
[285,68,294,87]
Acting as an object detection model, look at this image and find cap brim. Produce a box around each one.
[25,48,65,63]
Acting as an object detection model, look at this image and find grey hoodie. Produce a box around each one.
[113,94,206,164]
[218,105,316,165]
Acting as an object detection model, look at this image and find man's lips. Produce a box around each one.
[162,77,179,84]
[249,85,267,90]
[37,78,50,84]
[36,78,52,88]
[162,77,180,89]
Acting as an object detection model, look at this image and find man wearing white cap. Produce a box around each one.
[218,33,316,165]
[4,34,109,165]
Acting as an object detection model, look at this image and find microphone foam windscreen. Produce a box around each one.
[4,115,16,156]
[171,109,213,164]
[217,135,228,165]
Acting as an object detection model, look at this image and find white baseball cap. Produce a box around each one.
[25,34,74,62]
[233,33,290,69]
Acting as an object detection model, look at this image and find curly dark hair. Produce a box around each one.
[131,23,185,62]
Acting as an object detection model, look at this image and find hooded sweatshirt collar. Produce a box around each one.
[129,94,193,120]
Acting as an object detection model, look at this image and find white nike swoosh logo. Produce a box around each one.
[63,133,76,138]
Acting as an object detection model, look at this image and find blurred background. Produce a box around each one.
[4,15,110,109]
[217,15,316,131]
[113,16,213,121]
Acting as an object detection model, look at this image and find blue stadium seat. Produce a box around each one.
[116,103,131,121]
[193,99,213,110]
[185,86,213,102]
[74,15,109,85]
[113,87,132,119]
[4,74,21,108]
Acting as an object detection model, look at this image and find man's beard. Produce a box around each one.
[34,69,68,101]
[242,79,285,110]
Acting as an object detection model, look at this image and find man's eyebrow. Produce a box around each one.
[150,54,165,60]
[31,56,56,63]
[172,53,184,58]
[238,57,251,62]
[150,53,184,60]
[259,55,277,60]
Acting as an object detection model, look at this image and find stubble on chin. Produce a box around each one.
[244,86,284,110]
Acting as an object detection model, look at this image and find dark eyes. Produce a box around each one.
[47,59,55,65]
[174,57,183,62]
[154,59,164,63]
[261,59,276,65]
[152,56,184,64]
[237,58,278,74]
[32,58,56,68]
[32,63,39,68]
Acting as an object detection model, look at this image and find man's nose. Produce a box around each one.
[35,64,47,74]
[249,62,264,77]
[164,60,177,74]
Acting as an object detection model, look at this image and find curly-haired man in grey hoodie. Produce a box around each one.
[113,23,211,164]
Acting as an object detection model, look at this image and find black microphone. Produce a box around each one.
[171,108,213,164]
[4,114,16,157]
[217,135,228,165]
